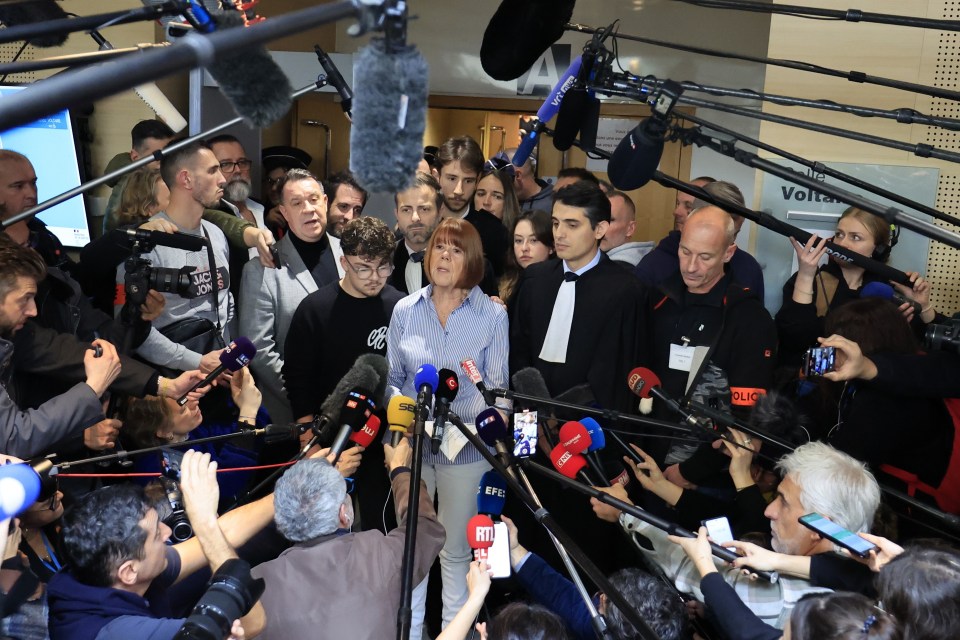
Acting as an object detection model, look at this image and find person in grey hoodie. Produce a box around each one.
[602,190,654,267]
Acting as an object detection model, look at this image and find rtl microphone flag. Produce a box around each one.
[467,514,496,562]
[477,470,507,519]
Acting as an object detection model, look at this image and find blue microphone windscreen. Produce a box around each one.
[580,417,606,452]
[0,463,41,519]
[477,470,507,516]
[476,408,508,446]
[415,364,439,393]
[220,336,257,371]
[860,281,894,300]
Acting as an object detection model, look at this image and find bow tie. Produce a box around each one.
[410,251,424,263]
[564,272,580,282]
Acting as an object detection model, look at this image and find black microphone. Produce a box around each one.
[315,45,353,120]
[0,1,69,47]
[553,38,603,152]
[350,36,429,194]
[204,10,292,127]
[176,337,257,405]
[120,228,207,252]
[329,388,376,463]
[607,118,668,191]
[431,369,459,455]
[306,357,385,445]
[480,0,576,81]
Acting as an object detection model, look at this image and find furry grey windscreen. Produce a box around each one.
[355,353,389,406]
[350,40,429,194]
[319,363,380,423]
[512,367,552,400]
[205,11,292,128]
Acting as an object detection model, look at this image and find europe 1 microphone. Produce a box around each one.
[431,369,459,455]
[460,358,494,406]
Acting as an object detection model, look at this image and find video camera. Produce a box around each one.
[925,316,960,355]
[118,228,206,311]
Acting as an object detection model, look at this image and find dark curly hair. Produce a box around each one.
[338,216,396,264]
[61,484,153,587]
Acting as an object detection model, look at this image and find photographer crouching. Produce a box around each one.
[46,450,270,640]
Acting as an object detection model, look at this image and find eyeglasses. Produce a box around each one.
[484,156,516,178]
[219,159,252,173]
[344,258,394,280]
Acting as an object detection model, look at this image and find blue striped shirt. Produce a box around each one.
[387,285,510,465]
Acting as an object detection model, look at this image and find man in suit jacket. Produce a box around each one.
[239,169,343,425]
[251,438,445,640]
[389,172,441,295]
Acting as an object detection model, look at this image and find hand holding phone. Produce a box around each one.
[702,516,735,551]
[798,512,878,558]
[803,346,836,377]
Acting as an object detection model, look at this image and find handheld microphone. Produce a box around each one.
[558,421,591,454]
[861,281,922,316]
[460,358,494,406]
[315,45,353,120]
[511,56,583,169]
[480,0,576,81]
[412,364,439,435]
[476,407,516,476]
[349,414,381,448]
[0,462,42,520]
[477,470,507,519]
[466,514,496,561]
[177,337,257,405]
[578,417,606,453]
[307,358,384,444]
[203,10,293,127]
[548,444,599,485]
[329,388,376,462]
[558,421,610,486]
[350,37,429,194]
[627,367,709,430]
[387,395,416,447]
[607,118,669,192]
[431,369,459,455]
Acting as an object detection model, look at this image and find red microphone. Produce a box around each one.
[627,367,708,428]
[558,421,591,454]
[467,514,496,562]
[548,444,595,485]
[349,414,381,448]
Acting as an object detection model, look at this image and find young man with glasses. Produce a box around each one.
[238,169,345,426]
[283,216,403,532]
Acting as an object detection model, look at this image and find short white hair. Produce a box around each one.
[274,458,345,542]
[777,441,880,533]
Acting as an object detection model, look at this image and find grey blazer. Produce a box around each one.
[238,232,343,425]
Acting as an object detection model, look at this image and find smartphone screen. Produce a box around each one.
[803,346,836,377]
[474,521,511,579]
[702,516,735,550]
[799,513,878,558]
[513,411,538,458]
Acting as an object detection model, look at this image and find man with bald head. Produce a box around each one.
[640,205,776,471]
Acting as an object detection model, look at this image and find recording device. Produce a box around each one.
[295,356,385,446]
[460,358,494,406]
[387,395,416,447]
[558,421,610,487]
[160,450,192,543]
[477,470,507,519]
[627,367,712,430]
[174,558,265,640]
[119,230,204,316]
[925,317,960,355]
[702,516,736,551]
[513,410,538,458]
[329,389,377,463]
[349,414,381,448]
[177,337,257,405]
[480,0,576,81]
[548,444,596,485]
[350,18,429,194]
[477,408,516,475]
[315,45,353,119]
[511,56,583,169]
[412,364,439,436]
[466,514,511,579]
[802,346,836,377]
[798,513,878,558]
[861,281,921,316]
[431,369,459,455]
